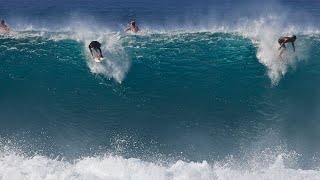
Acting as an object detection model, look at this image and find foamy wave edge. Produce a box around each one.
[1,152,320,180]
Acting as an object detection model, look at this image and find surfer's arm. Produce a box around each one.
[98,48,103,58]
[88,46,93,56]
[292,42,295,52]
[125,28,131,32]
[278,40,287,50]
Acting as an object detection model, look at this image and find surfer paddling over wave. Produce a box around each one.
[0,20,9,33]
[125,21,140,33]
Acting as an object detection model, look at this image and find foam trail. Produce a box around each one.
[85,33,130,83]
[237,16,308,85]
[72,24,130,83]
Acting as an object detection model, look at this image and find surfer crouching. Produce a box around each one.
[88,41,103,60]
[278,35,297,59]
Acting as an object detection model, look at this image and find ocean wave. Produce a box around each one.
[1,18,319,85]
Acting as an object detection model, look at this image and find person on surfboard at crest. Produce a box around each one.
[278,35,297,60]
[125,21,139,33]
[88,41,103,61]
[0,20,10,33]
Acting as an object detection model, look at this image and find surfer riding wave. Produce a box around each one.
[88,41,104,61]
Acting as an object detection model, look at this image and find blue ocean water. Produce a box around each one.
[1,0,320,179]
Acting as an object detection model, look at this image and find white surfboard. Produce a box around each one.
[94,57,105,62]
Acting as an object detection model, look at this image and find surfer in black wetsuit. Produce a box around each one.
[278,35,297,59]
[88,41,103,59]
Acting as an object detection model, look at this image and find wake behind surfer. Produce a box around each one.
[0,20,9,33]
[125,21,139,33]
[278,35,297,59]
[88,41,103,60]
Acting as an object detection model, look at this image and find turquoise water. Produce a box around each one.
[1,0,320,179]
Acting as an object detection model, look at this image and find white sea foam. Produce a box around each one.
[234,16,311,85]
[69,23,130,83]
[1,150,320,180]
[84,33,130,83]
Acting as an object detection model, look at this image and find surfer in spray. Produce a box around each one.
[125,21,140,33]
[88,41,103,61]
[0,20,9,33]
[278,35,297,60]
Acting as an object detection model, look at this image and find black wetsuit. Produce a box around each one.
[88,41,103,57]
[278,37,296,50]
[278,37,286,47]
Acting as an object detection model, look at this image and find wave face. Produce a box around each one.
[1,0,320,179]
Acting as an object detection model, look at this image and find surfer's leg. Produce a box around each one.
[278,47,285,61]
